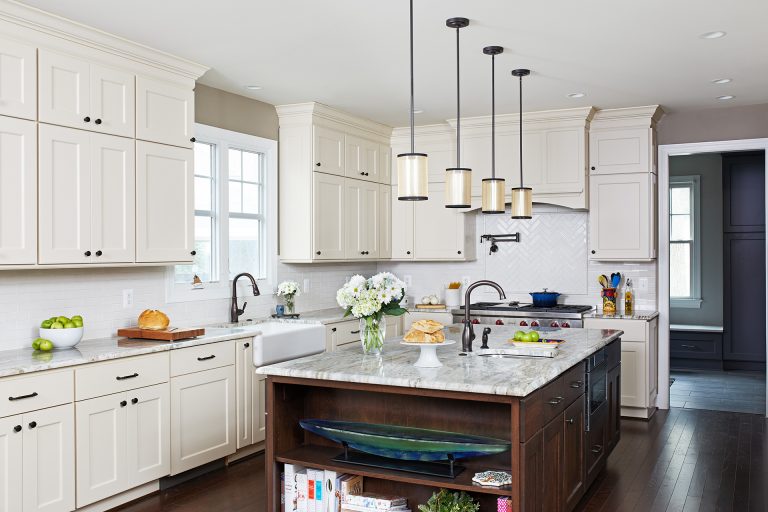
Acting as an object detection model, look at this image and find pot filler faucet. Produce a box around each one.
[462,280,506,352]
[231,273,261,322]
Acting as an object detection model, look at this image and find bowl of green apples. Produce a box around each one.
[38,315,84,349]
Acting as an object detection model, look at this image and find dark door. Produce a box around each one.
[562,399,585,512]
[521,429,544,512]
[542,413,564,512]
[723,152,765,233]
[606,364,621,452]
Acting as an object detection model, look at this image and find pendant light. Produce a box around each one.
[444,17,471,209]
[510,68,533,219]
[397,0,428,201]
[481,46,505,214]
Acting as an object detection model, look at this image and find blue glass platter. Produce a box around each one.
[299,419,510,462]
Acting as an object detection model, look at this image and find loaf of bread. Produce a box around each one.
[138,309,170,330]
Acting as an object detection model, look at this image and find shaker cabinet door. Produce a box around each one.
[0,117,36,265]
[312,173,346,260]
[136,77,194,148]
[589,127,652,174]
[379,184,392,259]
[0,38,36,120]
[313,125,345,176]
[126,383,170,488]
[38,50,91,130]
[413,183,464,260]
[235,340,254,450]
[90,65,135,138]
[390,186,414,260]
[0,415,23,512]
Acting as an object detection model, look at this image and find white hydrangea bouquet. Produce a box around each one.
[336,272,407,354]
[276,280,301,314]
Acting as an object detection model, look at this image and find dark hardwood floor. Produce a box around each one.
[116,408,766,512]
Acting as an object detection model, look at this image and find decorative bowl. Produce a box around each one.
[39,327,83,348]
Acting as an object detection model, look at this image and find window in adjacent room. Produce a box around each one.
[169,124,277,302]
[669,175,702,308]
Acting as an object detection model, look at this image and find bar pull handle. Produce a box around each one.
[8,392,38,401]
[116,373,139,381]
[197,355,216,361]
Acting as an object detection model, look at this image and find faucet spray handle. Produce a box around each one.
[481,327,492,349]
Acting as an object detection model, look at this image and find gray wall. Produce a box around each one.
[195,84,279,140]
[658,103,768,145]
[669,153,723,326]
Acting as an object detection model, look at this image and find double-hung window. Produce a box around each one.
[169,124,277,302]
[669,175,702,308]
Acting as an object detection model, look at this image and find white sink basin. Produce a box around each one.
[251,322,325,367]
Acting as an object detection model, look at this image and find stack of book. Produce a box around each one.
[342,492,410,512]
[284,464,363,512]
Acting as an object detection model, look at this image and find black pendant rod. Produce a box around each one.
[483,46,503,179]
[456,25,460,166]
[512,69,531,187]
[409,0,415,153]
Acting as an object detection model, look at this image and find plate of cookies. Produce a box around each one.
[400,320,455,368]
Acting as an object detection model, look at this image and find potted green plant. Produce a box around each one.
[418,489,480,512]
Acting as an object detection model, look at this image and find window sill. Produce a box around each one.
[671,298,703,309]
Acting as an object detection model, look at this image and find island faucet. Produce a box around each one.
[231,272,261,323]
[462,280,506,352]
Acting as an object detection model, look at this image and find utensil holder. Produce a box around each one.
[601,287,617,314]
[445,287,462,308]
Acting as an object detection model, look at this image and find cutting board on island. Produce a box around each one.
[117,327,205,341]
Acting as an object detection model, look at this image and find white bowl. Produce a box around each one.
[39,327,83,349]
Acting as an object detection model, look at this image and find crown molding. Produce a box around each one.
[448,106,597,131]
[591,105,665,128]
[276,102,392,139]
[0,0,208,80]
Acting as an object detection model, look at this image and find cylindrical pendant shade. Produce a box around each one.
[510,187,533,219]
[445,168,471,208]
[397,153,428,200]
[482,178,506,214]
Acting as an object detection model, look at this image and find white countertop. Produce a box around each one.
[257,325,623,397]
[586,310,659,321]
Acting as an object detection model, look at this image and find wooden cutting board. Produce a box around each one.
[415,304,448,310]
[116,327,205,341]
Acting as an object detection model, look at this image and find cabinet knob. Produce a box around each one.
[315,162,321,167]
[566,418,575,425]
[591,444,603,454]
[95,250,103,257]
[244,342,250,348]
[190,137,196,143]
[84,251,92,257]
[13,425,21,433]
[120,400,127,407]
[331,327,337,332]
[360,251,365,255]
[591,250,596,255]
[83,116,91,123]
[591,166,596,171]
[457,250,462,255]
[406,251,411,255]
[131,398,138,405]
[316,251,321,255]
[94,119,102,125]
[28,421,37,429]
[190,250,197,256]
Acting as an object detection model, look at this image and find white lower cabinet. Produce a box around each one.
[0,415,23,512]
[75,383,170,507]
[170,365,236,475]
[235,339,267,450]
[253,370,266,445]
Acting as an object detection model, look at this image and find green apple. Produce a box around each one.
[40,320,53,329]
[51,321,64,329]
[72,318,83,328]
[520,332,533,343]
[72,315,83,322]
[64,321,76,329]
[32,338,43,350]
[38,339,54,351]
[49,316,58,323]
[529,331,541,342]
[514,330,525,341]
[56,316,70,325]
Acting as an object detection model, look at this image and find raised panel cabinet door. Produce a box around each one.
[607,365,621,451]
[136,76,194,148]
[620,341,646,408]
[723,152,765,233]
[312,173,345,260]
[135,141,194,262]
[589,128,651,174]
[520,429,543,512]
[361,139,380,183]
[390,185,414,259]
[90,134,135,263]
[22,404,75,512]
[313,125,345,176]
[0,38,36,120]
[562,398,585,511]
[589,173,654,260]
[0,117,36,264]
[90,65,135,138]
[126,383,170,488]
[344,135,363,179]
[252,370,266,444]
[541,414,563,512]
[379,185,392,259]
[344,179,364,259]
[38,50,91,130]
[75,393,127,507]
[544,128,585,193]
[235,339,254,449]
[379,145,391,184]
[414,184,464,260]
[362,180,380,259]
[38,124,92,264]
[170,365,236,475]
[0,415,23,512]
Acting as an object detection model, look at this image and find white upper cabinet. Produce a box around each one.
[136,76,194,148]
[379,184,392,259]
[135,141,194,262]
[312,172,346,260]
[390,187,414,260]
[589,106,663,175]
[0,38,36,120]
[345,178,379,259]
[0,117,36,265]
[413,183,471,260]
[380,145,392,184]
[313,125,345,176]
[345,135,382,183]
[39,50,135,137]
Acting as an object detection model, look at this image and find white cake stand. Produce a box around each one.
[400,340,456,368]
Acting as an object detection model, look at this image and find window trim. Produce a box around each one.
[166,124,278,303]
[669,175,702,308]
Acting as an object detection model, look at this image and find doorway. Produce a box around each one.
[658,140,768,418]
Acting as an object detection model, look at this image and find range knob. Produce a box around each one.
[562,322,571,328]
[471,319,480,325]
[495,319,504,325]
[550,321,559,328]
[519,320,528,327]
[530,320,540,327]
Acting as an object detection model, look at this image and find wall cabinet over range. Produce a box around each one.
[0,4,207,270]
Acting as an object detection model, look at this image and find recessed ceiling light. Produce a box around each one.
[717,95,735,100]
[566,92,585,99]
[245,85,262,90]
[700,31,726,39]
[711,78,732,84]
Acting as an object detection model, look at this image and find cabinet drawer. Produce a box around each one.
[171,342,235,377]
[561,363,586,407]
[333,320,362,346]
[1,370,73,417]
[76,353,169,401]
[606,339,621,369]
[670,334,722,360]
[520,377,565,441]
[584,318,647,342]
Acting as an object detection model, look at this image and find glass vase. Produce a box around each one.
[284,295,295,315]
[360,316,386,355]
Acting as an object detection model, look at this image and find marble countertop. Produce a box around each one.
[586,310,659,321]
[257,325,623,397]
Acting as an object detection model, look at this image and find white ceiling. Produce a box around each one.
[17,0,768,126]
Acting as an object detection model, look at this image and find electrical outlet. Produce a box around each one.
[638,278,649,292]
[303,278,310,293]
[122,289,133,309]
[462,276,471,286]
[403,275,412,287]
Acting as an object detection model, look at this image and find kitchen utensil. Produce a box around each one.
[529,289,561,307]
[598,275,609,288]
[39,327,83,349]
[116,327,205,341]
[611,272,621,288]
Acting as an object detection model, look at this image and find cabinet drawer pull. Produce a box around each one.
[83,116,91,123]
[244,342,250,348]
[350,330,361,334]
[116,373,139,381]
[547,396,564,405]
[28,421,37,429]
[190,137,196,143]
[566,418,575,424]
[95,250,103,257]
[131,398,138,405]
[13,425,21,433]
[94,118,102,125]
[316,162,321,167]
[120,400,127,407]
[570,381,583,389]
[591,444,603,454]
[331,328,337,332]
[8,391,38,401]
[680,344,697,349]
[197,355,216,361]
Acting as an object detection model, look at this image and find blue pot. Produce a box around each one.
[530,289,561,307]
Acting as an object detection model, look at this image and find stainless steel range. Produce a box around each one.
[452,302,594,329]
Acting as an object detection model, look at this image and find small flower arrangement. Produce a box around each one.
[336,272,407,354]
[276,280,301,314]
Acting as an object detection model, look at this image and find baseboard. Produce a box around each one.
[671,359,725,371]
[723,360,766,371]
[621,406,656,420]
[227,442,265,463]
[160,458,226,490]
[76,481,159,512]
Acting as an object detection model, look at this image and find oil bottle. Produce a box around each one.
[624,278,634,315]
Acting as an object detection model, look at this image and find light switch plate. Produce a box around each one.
[122,289,133,309]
